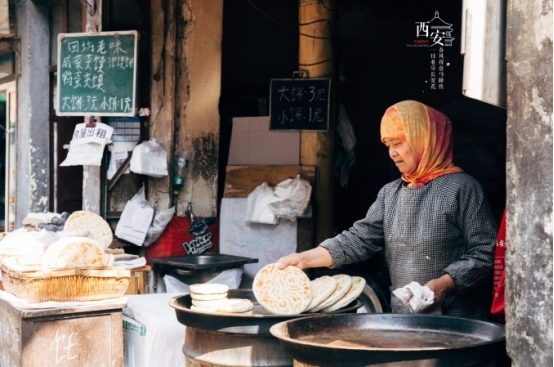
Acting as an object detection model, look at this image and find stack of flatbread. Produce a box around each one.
[252,263,313,315]
[252,264,367,315]
[307,274,366,313]
[190,283,253,315]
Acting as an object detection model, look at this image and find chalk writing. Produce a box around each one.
[50,329,78,364]
[56,31,138,116]
[0,312,21,367]
[269,78,330,131]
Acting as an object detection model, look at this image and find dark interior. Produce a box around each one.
[219,0,507,300]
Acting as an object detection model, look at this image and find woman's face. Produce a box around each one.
[383,137,417,174]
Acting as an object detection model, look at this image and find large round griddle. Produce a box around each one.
[169,289,363,334]
[270,313,506,367]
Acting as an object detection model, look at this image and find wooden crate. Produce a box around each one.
[125,265,151,295]
[0,296,126,367]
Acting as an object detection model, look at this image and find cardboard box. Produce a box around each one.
[228,116,300,165]
[123,294,186,367]
[123,316,146,367]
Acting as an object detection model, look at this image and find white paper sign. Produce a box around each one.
[60,121,114,166]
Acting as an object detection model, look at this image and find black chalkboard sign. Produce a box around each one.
[56,31,138,116]
[269,78,331,131]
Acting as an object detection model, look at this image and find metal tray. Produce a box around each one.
[170,289,363,335]
[151,253,258,270]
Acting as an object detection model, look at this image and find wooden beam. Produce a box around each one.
[299,0,336,244]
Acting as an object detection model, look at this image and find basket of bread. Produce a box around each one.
[0,211,130,303]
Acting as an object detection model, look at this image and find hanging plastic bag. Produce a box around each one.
[129,138,169,177]
[268,175,312,221]
[144,206,176,247]
[245,182,280,225]
[115,186,155,246]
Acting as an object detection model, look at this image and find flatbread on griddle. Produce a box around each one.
[216,298,254,313]
[322,276,366,312]
[309,274,353,312]
[191,298,226,308]
[306,275,338,311]
[190,291,228,301]
[190,305,218,313]
[252,263,312,316]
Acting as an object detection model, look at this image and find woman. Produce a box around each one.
[277,100,497,320]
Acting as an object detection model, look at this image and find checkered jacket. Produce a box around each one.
[321,172,497,320]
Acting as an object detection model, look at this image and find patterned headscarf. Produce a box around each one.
[380,100,463,187]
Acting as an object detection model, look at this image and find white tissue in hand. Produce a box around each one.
[392,281,435,313]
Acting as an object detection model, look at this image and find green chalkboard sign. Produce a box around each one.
[56,31,138,116]
[269,78,331,131]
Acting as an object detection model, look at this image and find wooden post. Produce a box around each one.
[299,0,336,245]
[82,0,103,214]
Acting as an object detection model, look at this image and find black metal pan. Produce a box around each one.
[170,288,363,335]
[270,313,506,367]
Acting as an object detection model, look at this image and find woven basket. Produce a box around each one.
[1,264,131,303]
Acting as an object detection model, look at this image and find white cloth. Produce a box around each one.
[392,281,441,314]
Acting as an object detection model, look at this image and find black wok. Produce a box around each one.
[270,313,506,367]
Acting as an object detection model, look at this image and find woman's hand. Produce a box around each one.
[424,274,456,305]
[276,253,304,269]
[276,247,333,270]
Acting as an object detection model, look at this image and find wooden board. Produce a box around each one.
[224,165,316,253]
[224,165,316,198]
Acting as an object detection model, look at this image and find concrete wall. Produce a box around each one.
[505,0,553,366]
[15,0,50,225]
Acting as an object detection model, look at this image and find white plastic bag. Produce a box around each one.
[268,175,312,221]
[115,186,155,246]
[245,182,280,225]
[144,206,175,247]
[129,138,169,177]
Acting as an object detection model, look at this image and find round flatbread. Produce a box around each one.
[309,274,353,312]
[216,298,254,313]
[252,263,312,316]
[64,211,113,249]
[42,237,109,269]
[191,298,226,308]
[190,283,229,295]
[191,292,228,301]
[190,305,218,313]
[322,276,367,312]
[306,275,338,311]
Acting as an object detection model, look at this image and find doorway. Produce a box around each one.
[0,81,15,231]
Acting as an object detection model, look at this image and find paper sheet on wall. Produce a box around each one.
[115,198,154,246]
[60,121,114,166]
[219,198,297,288]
